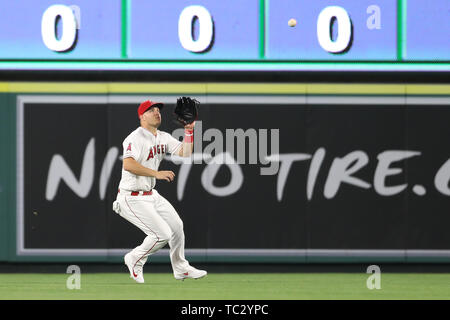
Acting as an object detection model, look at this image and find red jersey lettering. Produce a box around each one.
[147,148,154,160]
[147,144,166,160]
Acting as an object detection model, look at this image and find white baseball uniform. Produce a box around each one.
[113,126,191,277]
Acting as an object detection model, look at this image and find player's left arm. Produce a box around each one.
[177,122,195,158]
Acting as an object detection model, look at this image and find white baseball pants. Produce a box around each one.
[114,189,191,276]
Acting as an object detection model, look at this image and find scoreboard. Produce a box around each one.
[0,0,448,71]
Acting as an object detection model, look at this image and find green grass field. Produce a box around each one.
[0,273,449,300]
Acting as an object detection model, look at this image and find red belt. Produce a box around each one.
[118,189,152,196]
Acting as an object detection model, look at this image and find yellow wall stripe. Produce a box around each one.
[306,84,406,95]
[0,82,448,95]
[107,82,207,94]
[7,82,108,93]
[0,82,9,92]
[406,85,450,95]
[206,83,307,94]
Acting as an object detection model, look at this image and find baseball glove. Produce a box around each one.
[174,97,199,125]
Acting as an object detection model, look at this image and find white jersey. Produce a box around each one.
[118,127,182,191]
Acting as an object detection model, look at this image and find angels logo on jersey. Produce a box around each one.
[126,143,132,152]
[147,144,167,160]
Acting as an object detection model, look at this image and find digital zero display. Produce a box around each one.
[0,0,448,71]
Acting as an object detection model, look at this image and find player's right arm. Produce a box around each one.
[122,138,175,182]
[123,157,175,182]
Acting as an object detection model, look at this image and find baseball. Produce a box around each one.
[288,18,297,27]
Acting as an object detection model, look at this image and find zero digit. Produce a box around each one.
[41,4,78,52]
[178,5,214,53]
[317,6,352,54]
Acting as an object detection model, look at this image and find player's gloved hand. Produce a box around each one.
[174,97,199,126]
[156,170,175,182]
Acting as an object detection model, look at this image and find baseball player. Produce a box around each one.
[112,99,206,283]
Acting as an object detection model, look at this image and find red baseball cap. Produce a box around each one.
[138,100,164,117]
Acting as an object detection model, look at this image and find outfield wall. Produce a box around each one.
[0,82,450,263]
